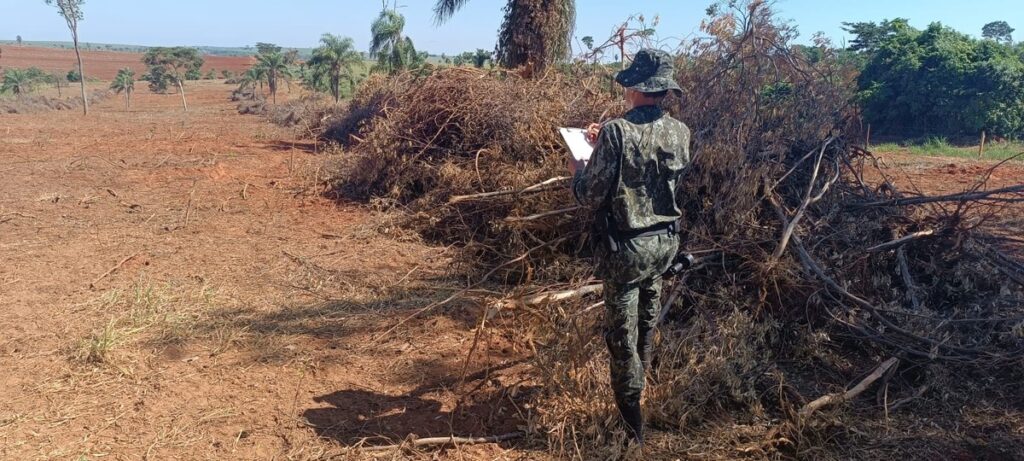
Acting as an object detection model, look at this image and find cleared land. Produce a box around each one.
[0,81,1021,460]
[0,45,255,80]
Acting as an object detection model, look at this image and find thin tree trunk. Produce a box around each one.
[333,73,340,103]
[71,29,88,115]
[177,80,188,112]
[269,72,276,105]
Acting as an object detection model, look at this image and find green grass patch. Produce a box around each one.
[873,137,1024,161]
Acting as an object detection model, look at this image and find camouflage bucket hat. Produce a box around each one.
[615,49,682,96]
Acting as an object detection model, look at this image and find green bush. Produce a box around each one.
[855,21,1024,138]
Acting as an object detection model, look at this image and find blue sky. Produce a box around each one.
[2,1,1021,54]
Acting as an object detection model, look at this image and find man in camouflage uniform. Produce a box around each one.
[570,49,691,446]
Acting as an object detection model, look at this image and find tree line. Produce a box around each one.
[10,0,1023,141]
[842,19,1024,139]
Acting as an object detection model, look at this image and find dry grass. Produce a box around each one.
[75,279,218,365]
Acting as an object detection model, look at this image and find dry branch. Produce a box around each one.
[897,247,923,310]
[867,229,936,253]
[517,284,602,306]
[353,431,524,453]
[375,236,573,340]
[853,184,1024,208]
[448,176,570,204]
[89,252,141,288]
[799,358,898,419]
[769,139,837,265]
[504,206,583,223]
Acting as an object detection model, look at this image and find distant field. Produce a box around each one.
[0,40,281,57]
[0,45,255,80]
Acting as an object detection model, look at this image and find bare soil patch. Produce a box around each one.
[0,81,525,460]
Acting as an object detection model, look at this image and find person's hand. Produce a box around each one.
[585,123,602,146]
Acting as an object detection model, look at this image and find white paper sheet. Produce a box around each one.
[559,127,594,163]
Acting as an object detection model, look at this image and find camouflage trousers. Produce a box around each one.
[597,233,679,406]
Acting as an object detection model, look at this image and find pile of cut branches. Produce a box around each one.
[0,89,110,114]
[325,1,1024,457]
[331,66,616,279]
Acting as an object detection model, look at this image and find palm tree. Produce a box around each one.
[473,48,492,68]
[308,34,362,103]
[370,8,418,74]
[109,68,135,111]
[255,52,293,105]
[434,0,576,73]
[1,68,39,95]
[110,68,135,111]
[238,66,266,100]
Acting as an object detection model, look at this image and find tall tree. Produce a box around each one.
[110,67,134,111]
[982,21,1015,44]
[45,0,88,115]
[370,7,419,73]
[142,47,204,112]
[307,34,362,103]
[16,35,22,46]
[842,18,912,53]
[434,0,576,72]
[254,52,293,105]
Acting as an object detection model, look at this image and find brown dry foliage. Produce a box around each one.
[0,89,110,114]
[332,67,615,279]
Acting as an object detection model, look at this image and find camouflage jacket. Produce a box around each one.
[572,105,691,232]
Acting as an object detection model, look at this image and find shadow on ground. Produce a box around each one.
[302,367,534,447]
[259,140,319,153]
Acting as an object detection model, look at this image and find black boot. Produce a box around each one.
[616,397,645,447]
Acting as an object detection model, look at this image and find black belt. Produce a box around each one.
[606,220,677,253]
[617,221,677,240]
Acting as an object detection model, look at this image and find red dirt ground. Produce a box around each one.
[0,82,523,460]
[0,81,1020,460]
[1,45,254,80]
[863,150,1024,256]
